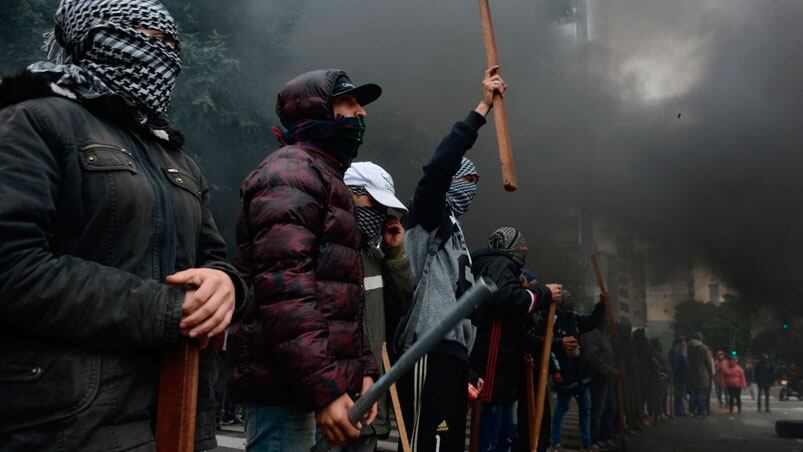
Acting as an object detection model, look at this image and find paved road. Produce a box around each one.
[626,398,803,452]
[212,396,803,451]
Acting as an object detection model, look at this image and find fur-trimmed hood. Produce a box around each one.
[0,70,184,149]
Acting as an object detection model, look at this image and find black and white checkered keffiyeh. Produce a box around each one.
[446,157,479,217]
[349,185,388,244]
[488,226,528,266]
[28,0,181,127]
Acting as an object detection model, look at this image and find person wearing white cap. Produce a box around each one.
[345,161,410,244]
[317,161,414,452]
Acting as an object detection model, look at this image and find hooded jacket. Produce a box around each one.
[227,69,379,411]
[0,71,245,451]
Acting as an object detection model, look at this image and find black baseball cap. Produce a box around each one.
[332,74,382,106]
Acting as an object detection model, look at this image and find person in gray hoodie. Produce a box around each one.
[396,66,507,452]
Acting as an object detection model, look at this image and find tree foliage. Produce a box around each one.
[673,299,751,355]
[673,297,803,363]
[0,0,58,73]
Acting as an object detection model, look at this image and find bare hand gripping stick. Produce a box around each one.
[347,278,497,424]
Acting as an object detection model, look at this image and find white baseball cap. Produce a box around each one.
[344,161,408,214]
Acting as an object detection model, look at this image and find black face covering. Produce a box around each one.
[328,117,365,159]
[281,117,365,164]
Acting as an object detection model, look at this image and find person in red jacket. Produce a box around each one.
[227,69,382,450]
[721,355,748,414]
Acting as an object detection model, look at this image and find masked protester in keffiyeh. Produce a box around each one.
[447,157,479,217]
[28,0,182,136]
[350,185,389,244]
[487,226,528,266]
[396,67,507,452]
[0,1,245,450]
[468,225,556,452]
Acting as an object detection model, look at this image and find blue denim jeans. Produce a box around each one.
[691,387,710,416]
[244,403,316,452]
[673,380,687,415]
[552,387,591,448]
[479,402,518,452]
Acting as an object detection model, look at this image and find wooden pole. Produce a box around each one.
[592,255,628,451]
[156,339,200,452]
[591,256,618,344]
[532,300,557,449]
[524,354,538,452]
[381,343,411,452]
[477,0,517,192]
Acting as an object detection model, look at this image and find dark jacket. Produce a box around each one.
[0,71,245,451]
[227,69,378,411]
[648,341,668,377]
[521,311,562,373]
[360,243,413,437]
[686,339,713,389]
[581,327,615,378]
[754,360,776,388]
[668,346,688,383]
[552,302,606,392]
[468,249,550,403]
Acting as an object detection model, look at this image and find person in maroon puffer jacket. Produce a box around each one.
[227,69,382,450]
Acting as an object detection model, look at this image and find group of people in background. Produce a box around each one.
[0,2,796,452]
[670,334,781,418]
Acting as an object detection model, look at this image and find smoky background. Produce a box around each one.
[2,0,802,322]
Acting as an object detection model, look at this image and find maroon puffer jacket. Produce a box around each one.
[227,69,378,411]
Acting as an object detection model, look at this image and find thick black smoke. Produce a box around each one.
[229,0,802,308]
[15,0,798,308]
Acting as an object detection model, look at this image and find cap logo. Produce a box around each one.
[381,172,393,190]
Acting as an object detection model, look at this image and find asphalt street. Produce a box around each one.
[626,398,803,452]
[212,396,803,451]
